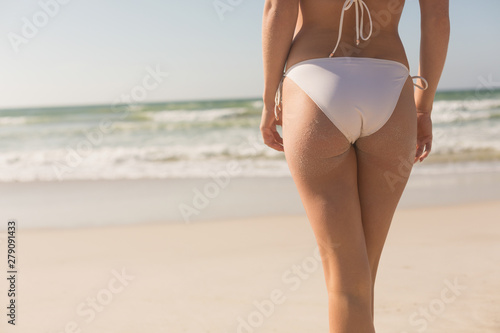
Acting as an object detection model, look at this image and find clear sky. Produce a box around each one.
[0,0,499,108]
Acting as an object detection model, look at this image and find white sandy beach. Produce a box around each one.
[1,198,499,333]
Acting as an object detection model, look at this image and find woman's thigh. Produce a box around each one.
[281,77,371,291]
[354,76,417,273]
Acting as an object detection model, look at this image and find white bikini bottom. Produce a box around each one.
[277,57,427,144]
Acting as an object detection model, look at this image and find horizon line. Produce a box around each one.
[0,87,497,111]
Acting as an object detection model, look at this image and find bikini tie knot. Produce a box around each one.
[411,75,429,90]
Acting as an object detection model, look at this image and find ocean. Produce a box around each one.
[1,89,500,183]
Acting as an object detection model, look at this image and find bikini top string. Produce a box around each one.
[329,0,373,58]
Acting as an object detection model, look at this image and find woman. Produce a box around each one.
[260,0,449,332]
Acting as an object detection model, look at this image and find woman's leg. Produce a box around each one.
[281,78,375,333]
[354,76,418,317]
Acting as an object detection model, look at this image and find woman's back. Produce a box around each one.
[288,0,409,69]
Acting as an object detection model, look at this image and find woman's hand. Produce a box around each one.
[414,111,432,163]
[260,102,284,152]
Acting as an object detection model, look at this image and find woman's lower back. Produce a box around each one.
[287,0,409,70]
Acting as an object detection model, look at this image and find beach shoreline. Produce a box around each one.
[1,166,499,230]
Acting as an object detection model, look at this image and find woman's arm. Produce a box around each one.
[260,0,299,152]
[414,0,450,163]
[415,0,450,113]
[262,0,299,106]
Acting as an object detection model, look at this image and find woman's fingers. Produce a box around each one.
[272,128,284,145]
[414,139,432,163]
[262,128,284,151]
[419,141,432,161]
[414,144,423,163]
[415,113,433,163]
[260,106,284,152]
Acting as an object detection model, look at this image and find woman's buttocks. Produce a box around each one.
[286,0,409,71]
